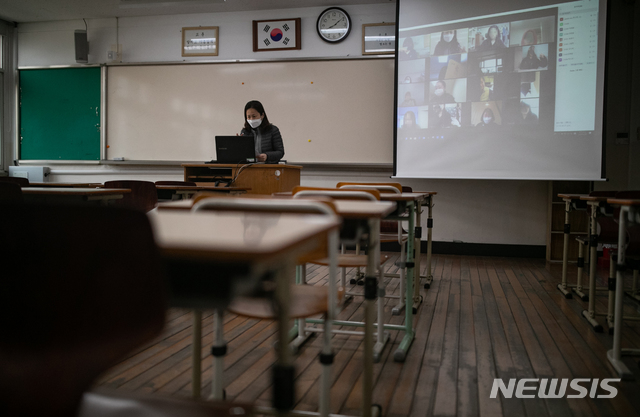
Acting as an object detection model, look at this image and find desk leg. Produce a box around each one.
[211,309,225,400]
[363,218,381,417]
[424,196,434,290]
[607,206,636,380]
[558,200,573,298]
[412,198,424,314]
[192,309,202,399]
[395,202,415,362]
[273,262,295,414]
[582,204,603,331]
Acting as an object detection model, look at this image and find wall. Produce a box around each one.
[10,2,581,247]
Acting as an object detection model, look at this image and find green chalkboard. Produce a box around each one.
[20,67,101,160]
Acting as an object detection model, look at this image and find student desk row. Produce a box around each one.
[21,187,130,205]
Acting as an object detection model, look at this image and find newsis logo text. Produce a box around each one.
[490,378,621,399]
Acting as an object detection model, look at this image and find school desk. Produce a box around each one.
[147,209,342,413]
[605,198,640,380]
[29,182,103,188]
[21,187,130,205]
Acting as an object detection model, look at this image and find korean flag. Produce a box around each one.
[258,19,298,49]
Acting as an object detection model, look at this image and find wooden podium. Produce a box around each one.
[182,164,301,195]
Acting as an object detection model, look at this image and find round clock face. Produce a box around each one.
[317,7,351,43]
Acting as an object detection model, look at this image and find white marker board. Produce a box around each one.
[106,58,395,163]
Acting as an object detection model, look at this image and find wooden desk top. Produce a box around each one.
[157,197,396,219]
[606,198,640,206]
[378,192,432,202]
[148,210,339,264]
[558,193,588,200]
[29,182,102,188]
[182,163,302,169]
[156,185,249,192]
[580,195,611,202]
[22,187,130,196]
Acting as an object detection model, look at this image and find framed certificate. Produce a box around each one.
[362,23,396,55]
[253,18,301,52]
[182,26,219,57]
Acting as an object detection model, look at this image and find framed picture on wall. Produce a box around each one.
[182,26,219,57]
[362,23,396,55]
[253,18,301,52]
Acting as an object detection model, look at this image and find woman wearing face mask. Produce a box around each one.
[433,30,465,56]
[240,100,284,163]
[431,80,456,103]
[477,25,506,51]
[476,108,498,127]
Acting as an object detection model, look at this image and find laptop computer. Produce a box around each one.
[214,136,256,164]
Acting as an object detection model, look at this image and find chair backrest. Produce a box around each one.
[154,180,198,186]
[292,186,380,201]
[0,176,29,187]
[615,190,640,200]
[0,204,167,417]
[193,197,338,264]
[193,196,338,216]
[0,181,24,203]
[104,180,158,212]
[336,181,402,194]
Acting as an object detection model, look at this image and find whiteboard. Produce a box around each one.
[106,59,395,163]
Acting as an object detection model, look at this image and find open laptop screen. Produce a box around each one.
[214,136,256,164]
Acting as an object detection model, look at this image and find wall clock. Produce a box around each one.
[317,7,351,43]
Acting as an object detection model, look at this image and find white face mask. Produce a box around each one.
[248,118,262,129]
[483,116,493,124]
[443,34,454,42]
[435,88,444,96]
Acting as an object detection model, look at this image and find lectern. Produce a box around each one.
[182,164,301,195]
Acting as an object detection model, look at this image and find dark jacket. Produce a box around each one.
[240,124,285,163]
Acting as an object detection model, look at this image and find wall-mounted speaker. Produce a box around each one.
[74,30,88,63]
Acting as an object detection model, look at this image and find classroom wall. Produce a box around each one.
[10,1,639,247]
[0,19,16,173]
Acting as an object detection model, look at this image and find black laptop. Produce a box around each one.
[214,136,256,164]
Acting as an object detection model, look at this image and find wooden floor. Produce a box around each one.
[96,253,640,416]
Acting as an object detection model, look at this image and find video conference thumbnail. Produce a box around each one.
[397,12,556,133]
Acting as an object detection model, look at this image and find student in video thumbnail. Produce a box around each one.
[477,25,506,51]
[401,110,417,130]
[433,30,465,55]
[431,80,455,103]
[400,92,418,107]
[519,46,548,70]
[517,101,538,123]
[400,37,419,60]
[429,104,460,128]
[473,77,493,102]
[476,108,498,127]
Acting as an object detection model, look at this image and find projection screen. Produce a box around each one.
[394,0,607,180]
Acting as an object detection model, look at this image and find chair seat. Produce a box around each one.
[227,285,345,319]
[309,254,390,268]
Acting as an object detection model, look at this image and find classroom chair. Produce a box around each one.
[0,203,168,417]
[291,186,394,362]
[0,181,23,203]
[336,182,412,313]
[0,175,30,187]
[192,197,341,417]
[580,190,640,333]
[104,180,158,212]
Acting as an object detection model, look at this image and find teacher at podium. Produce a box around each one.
[240,100,285,163]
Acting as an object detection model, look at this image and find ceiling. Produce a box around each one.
[0,0,393,23]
